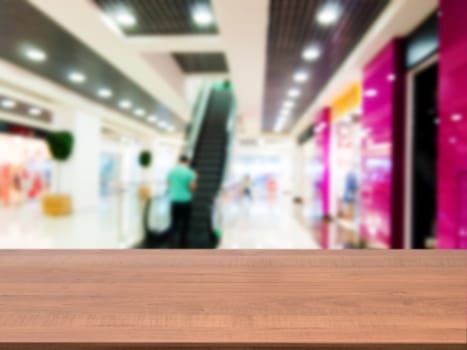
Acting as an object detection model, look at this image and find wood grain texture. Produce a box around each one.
[0,251,465,349]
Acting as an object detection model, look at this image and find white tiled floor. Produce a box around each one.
[0,195,144,249]
[0,194,318,249]
[219,196,320,249]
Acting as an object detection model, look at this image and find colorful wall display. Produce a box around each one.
[331,117,361,223]
[437,0,467,249]
[0,134,52,207]
[330,83,363,225]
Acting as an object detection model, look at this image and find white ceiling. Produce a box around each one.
[212,0,269,136]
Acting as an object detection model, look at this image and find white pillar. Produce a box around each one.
[53,108,101,212]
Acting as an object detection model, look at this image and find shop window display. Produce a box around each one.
[332,114,361,224]
[0,134,52,207]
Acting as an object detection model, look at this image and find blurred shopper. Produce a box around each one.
[267,175,277,202]
[167,155,197,248]
[343,168,358,220]
[242,175,252,201]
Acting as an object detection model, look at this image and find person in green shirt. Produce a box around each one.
[167,155,197,248]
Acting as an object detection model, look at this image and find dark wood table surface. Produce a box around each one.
[0,250,465,349]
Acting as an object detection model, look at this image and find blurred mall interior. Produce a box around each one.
[0,0,465,249]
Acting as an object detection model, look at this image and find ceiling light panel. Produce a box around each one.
[317,2,342,26]
[302,44,321,62]
[24,46,47,62]
[68,71,86,84]
[192,6,215,27]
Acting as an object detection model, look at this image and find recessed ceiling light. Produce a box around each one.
[158,121,171,130]
[134,108,146,117]
[317,3,341,26]
[274,123,284,133]
[1,99,16,109]
[293,70,309,83]
[288,88,301,98]
[28,107,42,116]
[147,115,158,123]
[114,11,137,28]
[68,71,86,84]
[192,6,215,27]
[119,100,132,109]
[283,100,295,108]
[302,44,321,61]
[98,88,113,98]
[25,47,47,62]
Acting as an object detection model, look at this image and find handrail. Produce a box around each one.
[184,82,212,160]
[211,91,237,239]
[220,92,237,186]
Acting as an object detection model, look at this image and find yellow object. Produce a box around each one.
[331,83,362,121]
[42,194,73,216]
[138,185,151,200]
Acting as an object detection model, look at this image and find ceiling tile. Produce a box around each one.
[94,0,217,36]
[173,53,228,73]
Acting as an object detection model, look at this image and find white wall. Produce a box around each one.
[53,109,101,211]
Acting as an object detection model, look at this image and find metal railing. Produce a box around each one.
[221,92,238,186]
[184,82,212,160]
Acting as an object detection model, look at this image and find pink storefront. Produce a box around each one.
[437,0,467,249]
[359,0,467,249]
[360,41,405,249]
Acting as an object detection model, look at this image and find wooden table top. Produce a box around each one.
[0,250,465,349]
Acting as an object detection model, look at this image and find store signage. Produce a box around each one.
[330,83,362,121]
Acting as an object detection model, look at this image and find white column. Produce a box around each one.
[53,108,101,212]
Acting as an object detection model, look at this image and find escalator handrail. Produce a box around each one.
[220,91,238,186]
[184,82,213,160]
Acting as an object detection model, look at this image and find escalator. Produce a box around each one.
[189,88,233,248]
[142,84,235,249]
